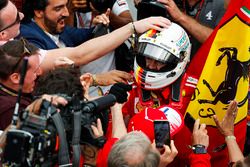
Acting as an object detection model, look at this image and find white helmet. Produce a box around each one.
[134,23,191,90]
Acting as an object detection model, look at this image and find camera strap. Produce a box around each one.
[72,111,82,167]
[50,108,71,166]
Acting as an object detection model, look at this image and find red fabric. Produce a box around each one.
[189,153,211,167]
[172,0,250,166]
[96,138,118,167]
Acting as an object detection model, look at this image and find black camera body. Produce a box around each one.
[3,112,57,166]
[137,0,183,20]
[55,94,109,146]
[3,94,114,166]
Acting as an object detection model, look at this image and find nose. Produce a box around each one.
[62,6,70,17]
[147,60,159,70]
[19,12,24,21]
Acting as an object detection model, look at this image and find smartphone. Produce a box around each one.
[184,112,196,132]
[154,120,170,148]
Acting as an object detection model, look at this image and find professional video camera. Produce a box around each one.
[137,0,183,20]
[3,93,119,166]
[3,106,59,166]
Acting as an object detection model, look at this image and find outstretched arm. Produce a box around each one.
[213,100,244,163]
[41,17,171,72]
[157,0,213,43]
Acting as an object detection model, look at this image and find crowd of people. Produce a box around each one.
[0,0,249,166]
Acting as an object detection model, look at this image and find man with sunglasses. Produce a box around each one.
[0,0,24,44]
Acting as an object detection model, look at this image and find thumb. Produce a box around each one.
[106,8,111,17]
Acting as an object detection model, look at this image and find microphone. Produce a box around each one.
[82,94,116,113]
[82,82,131,113]
[12,57,29,126]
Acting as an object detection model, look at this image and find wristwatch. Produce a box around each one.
[192,144,207,154]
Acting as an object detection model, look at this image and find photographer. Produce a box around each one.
[34,68,132,166]
[0,38,69,130]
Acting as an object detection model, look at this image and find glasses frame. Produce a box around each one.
[0,12,21,32]
[11,38,32,73]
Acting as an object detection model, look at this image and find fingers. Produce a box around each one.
[91,119,103,138]
[96,70,133,86]
[51,96,68,106]
[96,118,103,135]
[111,70,133,82]
[95,14,110,25]
[212,115,220,126]
[134,16,171,33]
[200,123,206,131]
[227,100,238,117]
[91,125,99,138]
[193,119,200,133]
[169,140,178,155]
[42,94,68,106]
[105,8,111,17]
[161,140,178,164]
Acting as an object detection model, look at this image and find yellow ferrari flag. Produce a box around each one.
[186,7,250,126]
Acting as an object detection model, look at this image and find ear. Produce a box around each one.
[0,31,7,41]
[9,73,21,85]
[34,10,44,18]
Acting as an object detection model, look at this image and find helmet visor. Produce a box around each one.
[137,42,180,65]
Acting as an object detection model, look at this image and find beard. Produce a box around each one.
[44,14,65,34]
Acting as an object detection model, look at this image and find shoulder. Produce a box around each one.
[205,0,225,9]
[20,22,46,39]
[112,0,130,15]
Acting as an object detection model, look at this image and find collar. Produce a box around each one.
[0,83,32,98]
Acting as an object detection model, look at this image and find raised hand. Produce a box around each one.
[213,100,238,137]
[133,16,171,33]
[95,70,133,86]
[192,119,209,149]
[93,8,111,26]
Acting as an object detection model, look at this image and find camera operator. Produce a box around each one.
[0,38,69,130]
[34,68,132,166]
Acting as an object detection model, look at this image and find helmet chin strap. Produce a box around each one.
[171,73,184,102]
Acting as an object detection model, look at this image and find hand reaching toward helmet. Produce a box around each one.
[133,16,171,33]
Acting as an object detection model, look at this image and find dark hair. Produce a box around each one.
[22,0,49,23]
[0,39,38,80]
[91,0,115,13]
[0,0,9,30]
[0,0,8,10]
[34,68,84,99]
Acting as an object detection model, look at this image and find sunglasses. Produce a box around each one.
[11,38,32,73]
[0,12,21,32]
